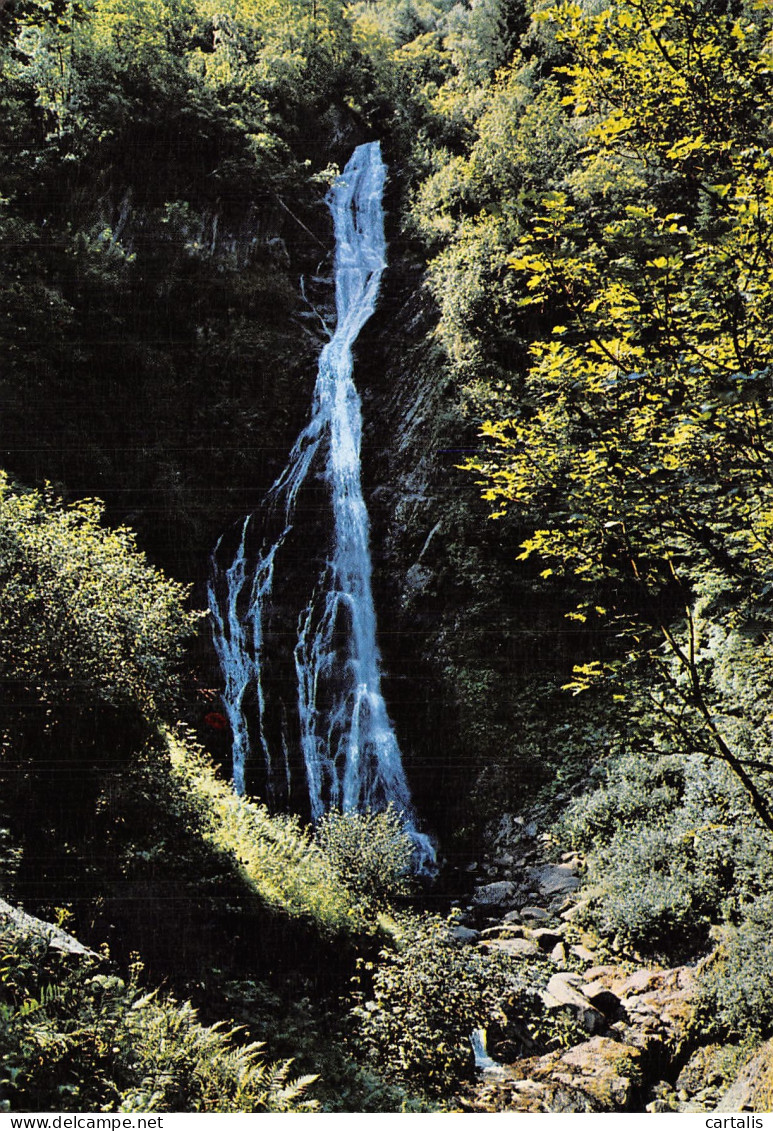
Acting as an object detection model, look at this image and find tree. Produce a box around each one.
[0,474,199,732]
[469,0,773,830]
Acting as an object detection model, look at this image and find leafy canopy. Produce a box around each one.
[469,0,773,828]
[0,474,199,719]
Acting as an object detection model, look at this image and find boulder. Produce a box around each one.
[449,925,481,944]
[472,881,517,908]
[527,863,581,898]
[468,1037,643,1112]
[0,897,98,958]
[543,973,606,1034]
[530,927,565,951]
[559,970,584,984]
[621,967,696,1047]
[571,944,597,963]
[466,956,701,1113]
[715,1039,773,1112]
[481,936,540,960]
[555,1037,643,1108]
[583,964,621,982]
[520,906,551,922]
[480,924,525,940]
[551,942,568,965]
[619,969,659,995]
[581,964,697,1056]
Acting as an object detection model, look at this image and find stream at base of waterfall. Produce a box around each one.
[209,141,436,873]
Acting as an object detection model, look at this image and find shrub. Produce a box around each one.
[314,805,415,909]
[559,752,685,852]
[698,899,773,1040]
[562,752,773,960]
[581,822,715,956]
[0,474,199,723]
[0,928,319,1112]
[350,914,539,1096]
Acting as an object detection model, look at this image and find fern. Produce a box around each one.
[0,981,65,1023]
[16,984,65,1018]
[165,732,360,933]
[113,992,320,1112]
[0,927,321,1113]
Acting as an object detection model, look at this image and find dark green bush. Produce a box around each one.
[582,822,716,955]
[560,752,685,851]
[0,927,318,1112]
[698,898,773,1040]
[350,914,539,1096]
[0,474,199,722]
[562,753,773,959]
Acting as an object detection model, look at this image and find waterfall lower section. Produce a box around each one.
[209,141,436,872]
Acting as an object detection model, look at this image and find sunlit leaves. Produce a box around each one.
[0,474,200,716]
[470,0,773,825]
[543,0,771,167]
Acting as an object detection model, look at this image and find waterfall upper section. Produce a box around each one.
[209,141,436,872]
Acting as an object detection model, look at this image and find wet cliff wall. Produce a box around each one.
[355,215,597,856]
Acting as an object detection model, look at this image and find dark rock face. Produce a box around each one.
[527,863,581,898]
[352,276,524,843]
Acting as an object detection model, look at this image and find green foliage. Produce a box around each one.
[0,733,401,1112]
[351,914,538,1096]
[314,805,416,910]
[562,751,773,958]
[166,733,362,934]
[0,474,198,721]
[1,723,372,1037]
[0,929,319,1112]
[110,994,318,1113]
[698,901,773,1041]
[9,0,773,1101]
[0,0,351,575]
[560,752,685,851]
[464,0,773,836]
[217,984,435,1113]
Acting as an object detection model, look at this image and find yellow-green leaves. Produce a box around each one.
[476,0,773,648]
[0,473,199,718]
[562,661,606,696]
[466,0,773,837]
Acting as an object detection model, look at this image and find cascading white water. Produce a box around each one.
[209,141,436,871]
[469,1030,505,1077]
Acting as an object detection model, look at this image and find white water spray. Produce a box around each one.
[470,1030,506,1077]
[209,142,435,871]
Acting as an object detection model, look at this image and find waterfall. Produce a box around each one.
[470,1030,505,1077]
[209,141,436,872]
